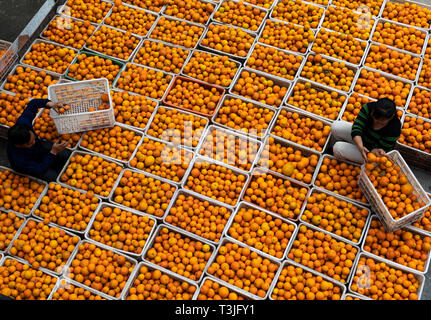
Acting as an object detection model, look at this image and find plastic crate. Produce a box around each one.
[361,215,431,275]
[163,189,235,246]
[64,50,126,87]
[269,259,347,300]
[47,78,115,134]
[0,40,18,81]
[162,75,226,118]
[196,125,263,174]
[358,150,431,232]
[349,252,425,300]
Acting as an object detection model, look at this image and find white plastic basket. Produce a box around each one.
[47,78,115,134]
[0,40,18,81]
[358,150,431,232]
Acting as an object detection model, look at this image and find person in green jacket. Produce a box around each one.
[331,98,401,163]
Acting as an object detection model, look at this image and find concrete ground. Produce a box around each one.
[1,0,431,300]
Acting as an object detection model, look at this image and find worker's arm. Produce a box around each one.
[16,99,64,128]
[16,99,50,127]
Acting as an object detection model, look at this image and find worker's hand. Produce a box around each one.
[371,148,387,157]
[50,141,69,155]
[46,101,65,114]
[360,146,369,161]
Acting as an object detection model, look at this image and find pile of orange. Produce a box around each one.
[412,203,431,233]
[258,136,320,185]
[407,87,431,119]
[399,115,431,153]
[314,157,367,204]
[0,169,45,215]
[67,53,122,85]
[164,77,223,116]
[353,68,411,107]
[213,96,275,138]
[365,153,426,220]
[351,255,420,300]
[247,44,303,81]
[68,241,135,298]
[301,54,356,92]
[86,26,140,61]
[61,0,112,23]
[149,17,204,49]
[104,4,157,37]
[34,182,100,232]
[42,16,95,50]
[0,92,30,128]
[59,153,123,198]
[0,210,24,252]
[182,51,239,88]
[165,192,232,243]
[122,0,167,13]
[111,90,157,130]
[322,6,373,40]
[184,161,247,207]
[243,171,308,220]
[0,49,6,58]
[126,264,196,300]
[287,81,346,121]
[51,280,107,300]
[213,0,266,32]
[300,191,370,243]
[364,219,431,272]
[312,28,367,65]
[198,278,245,300]
[365,44,420,81]
[340,93,374,123]
[198,128,260,172]
[112,169,176,218]
[164,0,215,25]
[272,0,324,29]
[145,226,213,282]
[0,258,57,300]
[287,224,358,283]
[133,40,190,74]
[129,137,193,183]
[372,21,426,55]
[206,241,279,298]
[80,125,141,162]
[3,66,57,99]
[88,205,156,255]
[418,59,431,89]
[382,1,431,29]
[10,219,80,272]
[271,263,343,300]
[147,106,208,149]
[33,109,82,148]
[239,0,274,9]
[259,20,315,54]
[115,63,173,99]
[228,205,296,259]
[271,109,331,152]
[425,39,431,60]
[200,23,255,58]
[232,70,289,108]
[331,0,383,16]
[21,41,76,74]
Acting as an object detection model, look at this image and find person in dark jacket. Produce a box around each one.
[331,98,401,163]
[7,98,71,182]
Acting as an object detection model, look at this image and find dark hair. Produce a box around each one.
[8,124,32,145]
[370,98,396,120]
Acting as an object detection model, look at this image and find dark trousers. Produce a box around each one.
[37,140,71,182]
